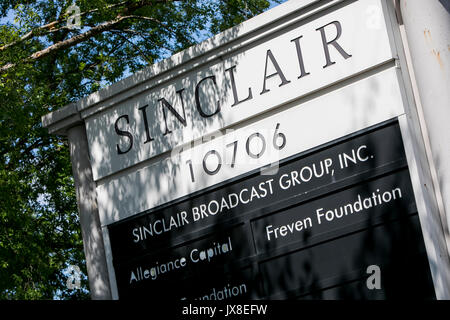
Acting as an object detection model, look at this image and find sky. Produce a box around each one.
[0,9,15,25]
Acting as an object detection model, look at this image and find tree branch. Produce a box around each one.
[0,0,181,53]
[109,30,153,64]
[0,1,131,52]
[1,15,138,73]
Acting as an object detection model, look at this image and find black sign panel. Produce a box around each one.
[114,224,255,299]
[108,121,436,299]
[261,215,434,299]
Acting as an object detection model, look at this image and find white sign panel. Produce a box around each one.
[96,67,405,226]
[85,0,394,181]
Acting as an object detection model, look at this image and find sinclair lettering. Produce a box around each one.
[113,20,351,155]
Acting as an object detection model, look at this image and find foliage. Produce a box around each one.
[0,0,282,299]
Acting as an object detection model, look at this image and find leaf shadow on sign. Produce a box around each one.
[90,0,360,226]
[94,38,243,224]
[252,122,437,300]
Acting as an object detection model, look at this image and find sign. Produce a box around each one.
[42,0,450,300]
[109,122,436,299]
[85,0,394,181]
